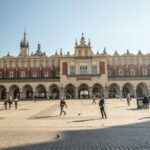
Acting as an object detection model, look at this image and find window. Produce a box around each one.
[44,71,49,77]
[10,71,14,78]
[92,65,97,74]
[143,69,147,76]
[70,66,75,75]
[0,72,2,78]
[131,69,135,76]
[21,71,25,78]
[80,65,87,75]
[78,50,81,56]
[108,70,112,76]
[119,69,123,76]
[33,72,37,77]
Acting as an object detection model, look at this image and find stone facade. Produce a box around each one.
[0,33,150,100]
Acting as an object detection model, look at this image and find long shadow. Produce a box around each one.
[3,120,150,150]
[71,118,100,122]
[31,115,59,119]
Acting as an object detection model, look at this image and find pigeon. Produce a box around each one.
[57,134,60,138]
[78,113,81,116]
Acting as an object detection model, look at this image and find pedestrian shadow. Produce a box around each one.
[31,115,59,119]
[68,118,100,123]
[139,117,150,120]
[126,108,138,111]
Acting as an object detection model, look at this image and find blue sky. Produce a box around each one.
[1,0,150,56]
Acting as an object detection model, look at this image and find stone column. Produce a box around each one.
[134,87,136,98]
[46,90,49,99]
[148,87,150,96]
[120,87,122,100]
[89,87,93,99]
[6,89,9,99]
[19,88,23,100]
[33,89,36,99]
[75,88,78,99]
[104,86,108,98]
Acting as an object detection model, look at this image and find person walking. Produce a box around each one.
[8,96,13,109]
[14,96,19,109]
[60,99,67,116]
[92,95,96,104]
[4,97,7,110]
[143,94,149,109]
[126,93,131,106]
[34,95,37,102]
[99,95,107,119]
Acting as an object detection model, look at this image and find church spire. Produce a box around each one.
[20,31,29,56]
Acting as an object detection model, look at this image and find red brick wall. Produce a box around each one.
[99,61,105,75]
[62,62,68,75]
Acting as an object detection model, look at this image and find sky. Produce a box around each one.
[1,0,150,57]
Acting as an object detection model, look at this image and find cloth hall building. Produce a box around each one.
[0,32,150,100]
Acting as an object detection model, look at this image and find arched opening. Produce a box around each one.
[108,83,120,98]
[22,85,33,99]
[122,83,134,98]
[0,85,6,99]
[49,85,59,99]
[136,83,148,97]
[92,84,103,98]
[78,84,89,99]
[65,84,75,99]
[9,85,20,99]
[36,85,46,99]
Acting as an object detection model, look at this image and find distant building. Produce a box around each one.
[0,32,149,99]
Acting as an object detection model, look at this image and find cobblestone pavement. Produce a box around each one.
[0,99,150,149]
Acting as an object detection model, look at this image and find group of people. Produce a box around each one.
[126,92,149,109]
[59,95,107,119]
[4,95,19,110]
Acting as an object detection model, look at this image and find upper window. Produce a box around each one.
[33,72,37,78]
[44,71,49,77]
[0,72,2,78]
[92,65,97,74]
[70,66,75,75]
[143,69,147,76]
[119,69,123,76]
[108,70,112,76]
[21,71,25,78]
[80,65,87,75]
[10,71,14,78]
[131,69,135,76]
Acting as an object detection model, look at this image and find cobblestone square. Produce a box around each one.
[0,99,150,150]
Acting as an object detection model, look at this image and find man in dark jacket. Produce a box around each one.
[99,95,107,119]
[143,94,149,109]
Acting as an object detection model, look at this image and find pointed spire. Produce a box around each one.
[37,43,41,52]
[88,38,91,46]
[115,51,118,54]
[55,51,58,55]
[138,50,142,54]
[60,48,63,55]
[75,39,78,46]
[67,51,70,55]
[126,49,129,54]
[80,33,86,45]
[96,50,99,55]
[7,52,10,56]
[103,47,107,54]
